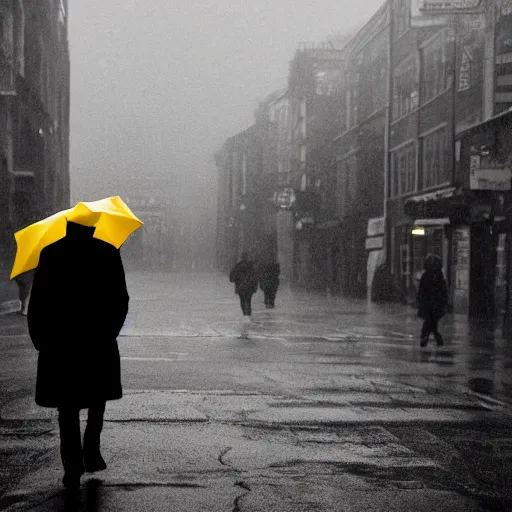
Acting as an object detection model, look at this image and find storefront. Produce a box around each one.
[402,186,508,318]
[394,110,512,319]
[398,187,459,305]
[455,110,512,323]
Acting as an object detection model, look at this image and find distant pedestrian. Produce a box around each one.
[14,269,34,315]
[229,252,258,318]
[417,254,448,347]
[27,221,129,489]
[258,259,280,308]
[12,191,37,315]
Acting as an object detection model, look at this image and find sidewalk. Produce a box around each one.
[2,272,512,510]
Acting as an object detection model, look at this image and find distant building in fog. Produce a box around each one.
[74,174,216,272]
[0,0,70,268]
[217,0,512,329]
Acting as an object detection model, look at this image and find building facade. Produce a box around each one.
[334,4,390,298]
[0,0,70,270]
[286,44,345,290]
[216,125,264,270]
[387,0,505,321]
[217,0,511,328]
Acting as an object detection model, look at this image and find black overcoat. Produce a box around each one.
[258,262,280,293]
[27,223,129,409]
[417,269,448,320]
[229,260,258,295]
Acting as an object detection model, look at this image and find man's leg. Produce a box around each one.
[240,292,251,316]
[16,279,30,315]
[239,294,247,315]
[83,402,107,472]
[58,406,84,487]
[432,317,444,346]
[420,314,432,347]
[245,293,252,316]
[268,289,277,308]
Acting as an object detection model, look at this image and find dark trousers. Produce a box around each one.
[238,291,253,316]
[421,313,443,344]
[263,288,277,307]
[58,402,106,474]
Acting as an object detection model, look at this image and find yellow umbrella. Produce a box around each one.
[11,196,143,279]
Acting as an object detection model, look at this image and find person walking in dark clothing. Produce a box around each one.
[229,252,258,317]
[258,260,280,308]
[27,222,129,489]
[417,253,448,347]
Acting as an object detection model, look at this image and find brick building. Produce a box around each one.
[333,4,390,298]
[285,44,345,290]
[387,0,505,320]
[217,0,510,326]
[0,0,70,270]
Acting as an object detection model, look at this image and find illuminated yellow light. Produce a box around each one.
[412,227,425,236]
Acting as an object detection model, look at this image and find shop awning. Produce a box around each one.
[406,187,456,203]
[403,187,469,219]
[413,218,450,226]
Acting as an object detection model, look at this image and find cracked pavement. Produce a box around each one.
[1,271,512,510]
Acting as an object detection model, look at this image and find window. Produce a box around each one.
[59,0,67,24]
[421,32,448,103]
[0,13,5,48]
[391,143,416,197]
[393,59,419,120]
[299,98,306,118]
[300,118,306,138]
[347,71,359,128]
[394,0,410,40]
[370,53,388,113]
[13,0,24,76]
[277,170,288,186]
[421,126,448,189]
[458,47,472,92]
[337,155,357,216]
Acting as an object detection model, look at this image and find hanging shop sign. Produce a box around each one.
[365,236,384,250]
[413,218,450,226]
[418,0,483,13]
[0,51,15,96]
[469,151,512,191]
[367,217,385,237]
[410,0,447,27]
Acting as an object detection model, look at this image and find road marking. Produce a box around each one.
[121,356,187,362]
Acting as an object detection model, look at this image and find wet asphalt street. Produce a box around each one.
[2,271,512,511]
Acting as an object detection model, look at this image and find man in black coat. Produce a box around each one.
[229,252,258,317]
[417,253,448,347]
[27,221,129,489]
[258,260,280,308]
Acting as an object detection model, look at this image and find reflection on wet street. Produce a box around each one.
[3,271,512,510]
[113,271,512,407]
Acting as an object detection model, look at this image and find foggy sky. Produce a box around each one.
[69,0,385,214]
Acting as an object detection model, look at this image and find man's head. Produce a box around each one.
[66,221,96,238]
[424,253,442,272]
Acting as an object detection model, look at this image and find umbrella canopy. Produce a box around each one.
[11,196,143,279]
